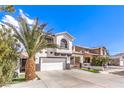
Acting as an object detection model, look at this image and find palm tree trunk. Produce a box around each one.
[25,57,36,80]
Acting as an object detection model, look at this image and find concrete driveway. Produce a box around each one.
[37,70,101,88]
[4,69,124,88]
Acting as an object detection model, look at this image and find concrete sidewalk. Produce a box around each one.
[2,80,47,88]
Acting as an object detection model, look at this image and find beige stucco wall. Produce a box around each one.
[55,35,73,53]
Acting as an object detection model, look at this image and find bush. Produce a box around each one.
[0,60,15,86]
[0,26,20,86]
[91,56,109,66]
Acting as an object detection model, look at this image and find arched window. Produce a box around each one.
[60,39,68,48]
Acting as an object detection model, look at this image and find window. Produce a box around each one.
[60,39,68,48]
[54,52,60,56]
[47,38,53,44]
[61,54,66,56]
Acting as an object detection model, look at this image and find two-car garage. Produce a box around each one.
[41,57,67,71]
[20,57,67,72]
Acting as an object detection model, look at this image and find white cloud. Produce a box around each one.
[1,9,34,29]
[0,9,34,35]
[19,9,34,25]
[0,22,4,25]
[2,15,19,28]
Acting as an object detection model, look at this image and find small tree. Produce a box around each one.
[0,25,20,86]
[91,56,109,66]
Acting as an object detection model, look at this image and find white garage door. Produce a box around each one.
[120,61,124,66]
[41,57,66,71]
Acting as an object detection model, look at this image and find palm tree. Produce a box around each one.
[5,15,49,80]
[0,5,15,12]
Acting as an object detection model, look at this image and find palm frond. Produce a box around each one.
[5,22,29,53]
[5,15,50,58]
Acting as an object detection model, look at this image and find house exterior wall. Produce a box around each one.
[34,32,74,71]
[73,46,108,56]
[90,48,101,55]
[118,56,124,66]
[36,33,73,58]
[55,35,73,54]
[109,56,124,66]
[109,58,120,66]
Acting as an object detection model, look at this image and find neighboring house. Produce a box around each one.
[71,45,108,68]
[20,32,108,72]
[109,53,124,66]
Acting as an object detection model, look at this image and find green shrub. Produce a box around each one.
[91,56,109,66]
[0,60,15,86]
[0,26,20,86]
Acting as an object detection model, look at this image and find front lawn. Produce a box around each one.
[81,68,100,73]
[0,74,26,87]
[12,74,26,84]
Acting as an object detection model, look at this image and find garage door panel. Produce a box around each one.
[42,58,66,63]
[41,57,66,71]
[42,62,63,71]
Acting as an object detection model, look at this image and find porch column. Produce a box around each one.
[80,56,84,68]
[67,56,70,64]
[40,57,43,72]
[73,56,75,65]
[35,52,42,72]
[17,59,20,74]
[66,56,71,69]
[90,56,93,63]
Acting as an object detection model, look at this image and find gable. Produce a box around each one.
[55,32,75,41]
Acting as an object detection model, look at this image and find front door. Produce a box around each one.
[20,58,27,72]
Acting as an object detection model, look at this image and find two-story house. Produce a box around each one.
[71,45,108,68]
[20,32,75,72]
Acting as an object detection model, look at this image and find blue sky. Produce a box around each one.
[0,5,124,55]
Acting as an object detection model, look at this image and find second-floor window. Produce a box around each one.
[60,39,68,48]
[47,38,53,44]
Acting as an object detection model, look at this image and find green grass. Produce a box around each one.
[12,74,26,84]
[81,68,99,73]
[0,74,26,87]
